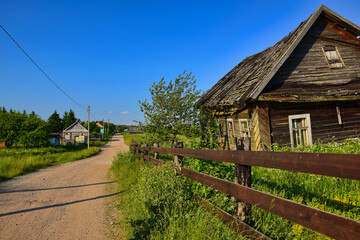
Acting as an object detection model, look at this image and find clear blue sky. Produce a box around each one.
[1,0,359,125]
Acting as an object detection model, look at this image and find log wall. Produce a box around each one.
[270,102,360,147]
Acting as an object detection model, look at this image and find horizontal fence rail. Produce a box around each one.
[133,146,360,180]
[132,144,360,240]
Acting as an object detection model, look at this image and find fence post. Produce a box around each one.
[154,143,159,160]
[132,141,138,154]
[143,143,148,158]
[234,137,251,224]
[174,142,183,166]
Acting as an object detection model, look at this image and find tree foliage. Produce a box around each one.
[62,109,77,129]
[48,110,63,133]
[0,108,50,147]
[138,71,202,144]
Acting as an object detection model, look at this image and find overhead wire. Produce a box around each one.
[1,25,108,124]
[0,25,86,110]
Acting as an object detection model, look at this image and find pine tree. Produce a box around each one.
[48,110,63,133]
[62,109,77,129]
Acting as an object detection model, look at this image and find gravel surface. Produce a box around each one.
[0,134,128,240]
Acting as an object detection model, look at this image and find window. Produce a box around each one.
[322,45,344,68]
[289,114,312,148]
[238,119,250,138]
[226,119,236,146]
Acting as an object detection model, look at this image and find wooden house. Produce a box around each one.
[128,127,144,134]
[197,5,360,150]
[62,120,89,144]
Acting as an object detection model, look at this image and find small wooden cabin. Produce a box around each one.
[197,5,360,150]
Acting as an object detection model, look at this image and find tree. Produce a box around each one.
[0,109,49,147]
[48,110,63,133]
[62,109,77,129]
[19,113,50,147]
[138,71,202,144]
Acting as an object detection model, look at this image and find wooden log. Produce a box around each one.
[234,137,251,224]
[143,147,360,180]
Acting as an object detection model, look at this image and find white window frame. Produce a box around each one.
[226,119,236,147]
[289,114,313,149]
[238,119,250,138]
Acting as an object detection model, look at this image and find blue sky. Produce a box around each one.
[1,0,359,125]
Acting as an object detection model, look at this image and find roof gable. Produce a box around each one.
[198,5,360,110]
[63,120,88,133]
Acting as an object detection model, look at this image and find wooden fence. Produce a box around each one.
[131,140,360,240]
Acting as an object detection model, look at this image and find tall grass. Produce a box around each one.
[0,146,100,182]
[111,151,246,239]
[117,137,360,239]
[181,139,360,239]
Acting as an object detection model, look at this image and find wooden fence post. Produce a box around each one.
[143,143,148,157]
[234,137,251,224]
[174,142,183,166]
[154,143,159,160]
[132,141,138,154]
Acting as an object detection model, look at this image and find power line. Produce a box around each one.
[0,25,86,109]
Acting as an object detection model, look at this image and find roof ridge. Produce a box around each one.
[198,5,360,109]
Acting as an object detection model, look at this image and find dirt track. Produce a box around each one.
[0,134,128,240]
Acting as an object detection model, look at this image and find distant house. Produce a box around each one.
[62,120,89,144]
[128,127,144,134]
[197,5,360,150]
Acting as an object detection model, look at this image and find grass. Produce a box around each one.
[0,146,100,182]
[111,151,246,240]
[113,134,360,239]
[127,137,360,239]
[89,134,113,146]
[122,132,145,146]
[122,132,201,149]
[180,139,360,239]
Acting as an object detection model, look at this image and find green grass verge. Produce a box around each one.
[111,151,246,240]
[0,146,100,182]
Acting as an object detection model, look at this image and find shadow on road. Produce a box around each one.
[0,181,116,194]
[0,191,123,217]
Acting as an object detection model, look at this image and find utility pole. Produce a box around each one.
[87,106,90,149]
[103,118,105,139]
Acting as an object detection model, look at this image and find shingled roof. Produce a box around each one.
[197,5,360,109]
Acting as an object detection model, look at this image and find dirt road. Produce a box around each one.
[0,134,128,240]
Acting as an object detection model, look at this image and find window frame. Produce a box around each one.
[238,119,250,138]
[321,45,345,68]
[288,114,313,149]
[226,118,236,147]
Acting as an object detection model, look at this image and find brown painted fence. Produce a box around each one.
[131,143,360,240]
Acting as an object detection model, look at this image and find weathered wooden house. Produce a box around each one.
[62,120,89,144]
[197,5,360,150]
